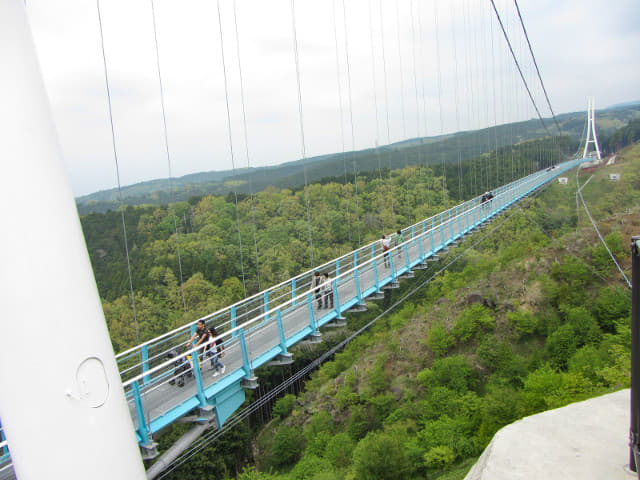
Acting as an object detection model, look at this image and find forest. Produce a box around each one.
[79,130,639,479]
[75,103,640,215]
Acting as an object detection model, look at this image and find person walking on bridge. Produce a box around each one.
[186,319,212,369]
[381,235,391,268]
[322,272,334,310]
[210,327,225,377]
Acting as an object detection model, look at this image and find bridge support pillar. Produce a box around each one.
[0,3,147,478]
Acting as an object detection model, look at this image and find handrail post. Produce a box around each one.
[231,306,238,337]
[276,310,288,354]
[141,345,150,386]
[307,293,319,334]
[263,291,270,320]
[291,278,297,306]
[238,329,252,377]
[355,267,364,302]
[191,352,207,407]
[132,381,151,446]
[630,236,640,472]
[373,254,381,291]
[332,280,342,317]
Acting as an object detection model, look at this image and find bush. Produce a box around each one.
[425,323,454,358]
[324,432,355,468]
[424,445,456,470]
[477,337,514,374]
[452,305,496,343]
[352,432,410,480]
[289,454,333,480]
[592,286,631,332]
[507,310,538,338]
[273,394,296,419]
[419,355,478,393]
[272,426,305,466]
[564,306,602,347]
[545,324,577,371]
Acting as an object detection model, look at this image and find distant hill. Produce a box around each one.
[76,104,640,214]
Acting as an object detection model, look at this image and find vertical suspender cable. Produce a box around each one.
[433,0,447,207]
[331,0,353,246]
[394,0,412,225]
[216,0,247,298]
[489,3,499,189]
[290,0,315,268]
[449,0,463,202]
[417,0,431,208]
[232,0,262,292]
[513,0,562,137]
[409,0,426,207]
[149,0,187,312]
[340,0,361,246]
[378,0,396,228]
[368,0,387,232]
[96,0,139,343]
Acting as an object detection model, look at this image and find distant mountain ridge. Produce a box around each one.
[76,104,640,215]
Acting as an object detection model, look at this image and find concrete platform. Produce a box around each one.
[465,389,636,480]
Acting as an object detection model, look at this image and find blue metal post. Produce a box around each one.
[335,259,340,285]
[131,381,151,445]
[0,421,7,456]
[291,278,297,306]
[190,352,207,407]
[307,293,319,334]
[332,280,342,317]
[389,253,396,282]
[263,291,269,320]
[403,243,410,269]
[440,213,445,249]
[230,306,237,338]
[238,329,252,376]
[355,267,363,302]
[430,225,435,254]
[373,254,380,291]
[276,310,288,354]
[141,346,150,386]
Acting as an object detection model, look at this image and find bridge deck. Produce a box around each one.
[109,159,584,448]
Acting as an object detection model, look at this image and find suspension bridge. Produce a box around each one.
[0,0,600,479]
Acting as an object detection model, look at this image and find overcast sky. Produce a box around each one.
[24,0,640,197]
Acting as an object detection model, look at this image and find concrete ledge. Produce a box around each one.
[464,389,634,480]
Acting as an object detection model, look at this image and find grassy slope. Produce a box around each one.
[250,144,640,480]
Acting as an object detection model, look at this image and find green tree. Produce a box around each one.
[352,432,410,480]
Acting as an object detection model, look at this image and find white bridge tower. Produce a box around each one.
[582,97,602,160]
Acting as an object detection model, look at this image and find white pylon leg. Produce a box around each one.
[0,2,146,479]
[582,97,602,160]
